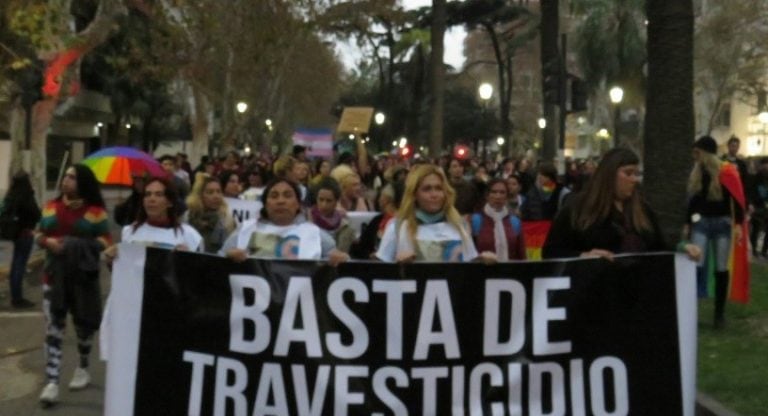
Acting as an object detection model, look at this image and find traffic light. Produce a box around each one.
[570,78,588,113]
[453,144,470,160]
[542,59,561,105]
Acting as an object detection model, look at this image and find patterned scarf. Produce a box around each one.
[310,206,342,231]
[483,203,510,261]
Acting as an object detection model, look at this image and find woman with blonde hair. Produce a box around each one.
[183,172,235,253]
[685,136,745,328]
[331,164,372,211]
[376,164,487,263]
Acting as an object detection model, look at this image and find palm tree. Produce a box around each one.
[644,0,694,244]
[429,0,447,156]
[571,0,646,149]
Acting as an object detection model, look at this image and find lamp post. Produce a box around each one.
[478,83,494,157]
[236,101,248,114]
[537,117,547,154]
[609,86,624,147]
[373,112,386,151]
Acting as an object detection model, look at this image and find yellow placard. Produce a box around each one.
[337,107,374,134]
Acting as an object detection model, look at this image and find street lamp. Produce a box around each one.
[478,83,495,157]
[538,117,547,129]
[609,86,624,147]
[496,136,505,146]
[375,112,386,125]
[478,83,494,101]
[236,101,248,114]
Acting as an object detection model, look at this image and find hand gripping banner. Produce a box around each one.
[104,244,697,416]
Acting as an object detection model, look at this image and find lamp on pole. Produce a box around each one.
[236,101,248,114]
[478,83,494,157]
[609,86,624,147]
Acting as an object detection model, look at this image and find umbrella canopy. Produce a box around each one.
[82,146,167,186]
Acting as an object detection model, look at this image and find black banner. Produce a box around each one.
[122,249,692,415]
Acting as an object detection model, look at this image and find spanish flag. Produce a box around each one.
[522,220,552,260]
[719,162,750,303]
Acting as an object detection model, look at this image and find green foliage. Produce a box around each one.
[572,0,646,100]
[7,1,77,53]
[694,0,768,130]
[698,261,768,415]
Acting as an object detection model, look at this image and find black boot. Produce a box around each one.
[714,271,729,329]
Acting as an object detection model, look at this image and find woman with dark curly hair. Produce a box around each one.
[35,164,112,406]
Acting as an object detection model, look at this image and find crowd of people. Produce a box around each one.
[0,135,758,407]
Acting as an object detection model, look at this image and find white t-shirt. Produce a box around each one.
[375,219,478,262]
[222,219,323,260]
[120,223,203,252]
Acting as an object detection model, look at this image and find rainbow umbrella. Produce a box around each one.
[82,146,167,186]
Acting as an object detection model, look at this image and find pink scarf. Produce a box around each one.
[310,206,342,231]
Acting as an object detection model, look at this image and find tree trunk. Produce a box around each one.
[17,0,126,202]
[540,0,559,162]
[429,0,446,157]
[8,100,26,176]
[30,99,58,203]
[190,85,210,166]
[644,0,694,245]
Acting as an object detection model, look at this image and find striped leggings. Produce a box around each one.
[42,285,95,384]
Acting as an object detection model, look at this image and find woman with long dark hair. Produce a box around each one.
[116,176,202,250]
[35,164,111,406]
[543,148,701,261]
[1,171,41,308]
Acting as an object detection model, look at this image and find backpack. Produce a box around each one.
[0,199,21,240]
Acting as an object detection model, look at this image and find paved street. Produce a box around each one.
[0,248,109,416]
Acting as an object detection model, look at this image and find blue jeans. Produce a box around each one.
[691,216,732,298]
[9,233,34,302]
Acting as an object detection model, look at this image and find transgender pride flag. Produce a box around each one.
[292,128,334,158]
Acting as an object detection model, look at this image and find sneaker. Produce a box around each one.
[11,298,35,309]
[68,367,90,390]
[39,383,59,407]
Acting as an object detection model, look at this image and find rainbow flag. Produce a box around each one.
[719,162,750,303]
[522,220,552,260]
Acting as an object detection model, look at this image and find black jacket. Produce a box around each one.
[542,195,667,259]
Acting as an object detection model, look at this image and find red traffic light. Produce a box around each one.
[400,145,413,158]
[453,145,470,159]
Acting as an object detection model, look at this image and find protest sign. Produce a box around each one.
[105,246,696,415]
